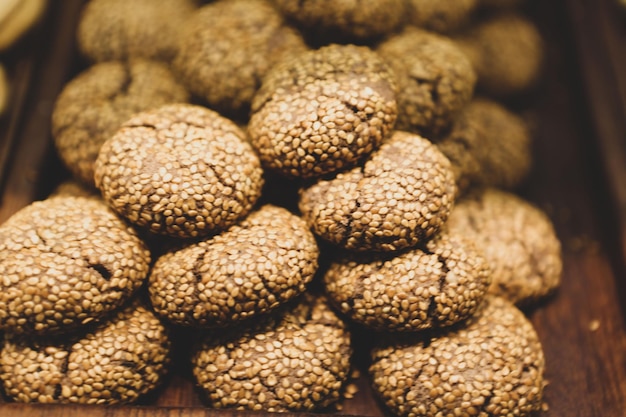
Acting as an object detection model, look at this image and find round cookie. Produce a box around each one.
[270,0,407,43]
[377,27,476,136]
[0,0,46,51]
[149,205,319,328]
[191,294,352,412]
[370,295,545,417]
[248,44,397,179]
[174,0,307,117]
[454,13,543,97]
[299,131,457,252]
[76,0,196,62]
[446,188,562,305]
[407,0,478,33]
[0,196,151,336]
[436,98,532,192]
[51,59,189,186]
[94,103,264,239]
[324,230,491,332]
[0,302,170,404]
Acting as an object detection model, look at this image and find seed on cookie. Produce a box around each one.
[76,0,196,62]
[299,131,457,252]
[0,196,151,336]
[0,301,170,405]
[174,0,307,117]
[270,0,407,43]
[446,188,562,305]
[191,294,352,412]
[51,59,189,186]
[437,98,532,192]
[324,229,491,332]
[149,205,319,328]
[370,295,545,417]
[407,0,478,33]
[454,13,543,97]
[94,103,264,239]
[248,44,397,179]
[377,27,476,136]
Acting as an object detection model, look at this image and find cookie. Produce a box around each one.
[174,0,307,117]
[149,205,319,328]
[191,294,352,412]
[324,229,490,332]
[76,0,196,62]
[407,0,478,33]
[94,103,264,239]
[454,13,543,97]
[248,44,397,179]
[299,131,457,252]
[0,302,170,404]
[370,295,545,417]
[446,188,562,305]
[51,59,189,186]
[0,196,151,336]
[437,98,532,192]
[0,0,46,51]
[377,27,476,136]
[0,64,7,116]
[270,0,407,43]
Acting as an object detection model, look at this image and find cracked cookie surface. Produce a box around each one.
[0,196,150,336]
[324,230,490,332]
[299,131,456,252]
[149,205,319,328]
[94,103,264,239]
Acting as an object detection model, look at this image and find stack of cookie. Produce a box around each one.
[0,0,562,415]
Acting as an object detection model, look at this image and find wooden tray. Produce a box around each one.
[0,1,625,416]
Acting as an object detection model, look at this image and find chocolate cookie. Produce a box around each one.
[407,0,478,33]
[52,59,189,186]
[324,229,490,332]
[174,0,307,117]
[76,0,196,62]
[437,98,532,192]
[149,205,319,327]
[377,27,476,136]
[454,13,543,97]
[370,295,545,417]
[0,196,151,336]
[94,103,264,239]
[0,302,170,404]
[248,44,397,178]
[270,0,407,42]
[191,294,352,412]
[446,188,562,305]
[299,131,457,252]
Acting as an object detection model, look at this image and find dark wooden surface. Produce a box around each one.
[1,0,626,416]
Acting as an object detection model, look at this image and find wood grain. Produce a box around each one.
[0,1,626,416]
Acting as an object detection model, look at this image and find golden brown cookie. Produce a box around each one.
[94,103,264,239]
[324,229,491,332]
[437,98,532,192]
[407,0,478,33]
[270,0,407,42]
[454,13,543,97]
[0,302,170,404]
[51,59,189,186]
[0,196,151,336]
[174,0,307,117]
[248,44,397,178]
[377,27,476,136]
[299,131,457,252]
[191,294,352,412]
[446,188,562,305]
[370,295,545,417]
[149,205,319,327]
[76,0,196,62]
